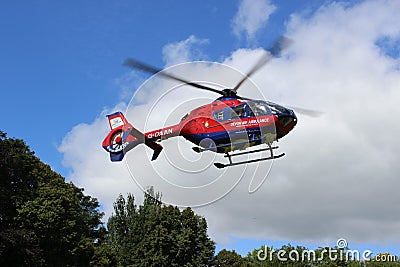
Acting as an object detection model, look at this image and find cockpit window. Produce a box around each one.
[267,103,288,114]
[230,104,246,119]
[215,111,224,120]
[213,104,247,121]
[213,102,273,121]
[248,102,271,116]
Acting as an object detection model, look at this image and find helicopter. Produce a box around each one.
[102,37,319,168]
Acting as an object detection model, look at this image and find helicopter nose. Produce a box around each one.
[291,110,297,122]
[276,111,297,139]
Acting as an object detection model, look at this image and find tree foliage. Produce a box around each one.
[210,249,249,267]
[0,131,105,266]
[107,189,215,266]
[2,130,398,267]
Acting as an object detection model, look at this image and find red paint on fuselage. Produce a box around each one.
[144,99,285,145]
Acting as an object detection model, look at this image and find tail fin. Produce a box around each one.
[102,112,163,162]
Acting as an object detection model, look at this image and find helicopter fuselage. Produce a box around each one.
[144,97,297,153]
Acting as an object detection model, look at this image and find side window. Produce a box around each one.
[213,109,226,121]
[248,102,270,116]
[213,104,246,121]
[230,104,246,120]
[215,111,224,121]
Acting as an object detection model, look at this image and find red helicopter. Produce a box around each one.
[102,37,318,168]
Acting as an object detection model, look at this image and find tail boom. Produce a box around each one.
[144,124,181,142]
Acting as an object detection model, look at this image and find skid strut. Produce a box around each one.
[214,144,285,169]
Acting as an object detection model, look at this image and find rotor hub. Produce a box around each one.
[221,89,238,98]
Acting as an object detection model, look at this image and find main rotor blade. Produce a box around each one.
[287,106,323,117]
[232,36,293,93]
[123,58,223,95]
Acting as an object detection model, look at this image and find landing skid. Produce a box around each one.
[214,144,285,169]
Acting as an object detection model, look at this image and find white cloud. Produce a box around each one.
[58,103,146,219]
[232,0,276,44]
[60,0,400,248]
[162,35,209,66]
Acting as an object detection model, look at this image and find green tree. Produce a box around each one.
[0,131,44,265]
[107,189,215,266]
[210,249,249,267]
[0,131,105,266]
[18,176,104,266]
[0,131,39,228]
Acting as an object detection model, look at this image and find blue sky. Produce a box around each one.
[2,0,400,259]
[1,0,256,173]
[0,0,320,172]
[0,0,326,174]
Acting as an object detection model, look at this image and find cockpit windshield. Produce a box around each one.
[266,102,289,114]
[247,101,271,116]
[212,101,272,122]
